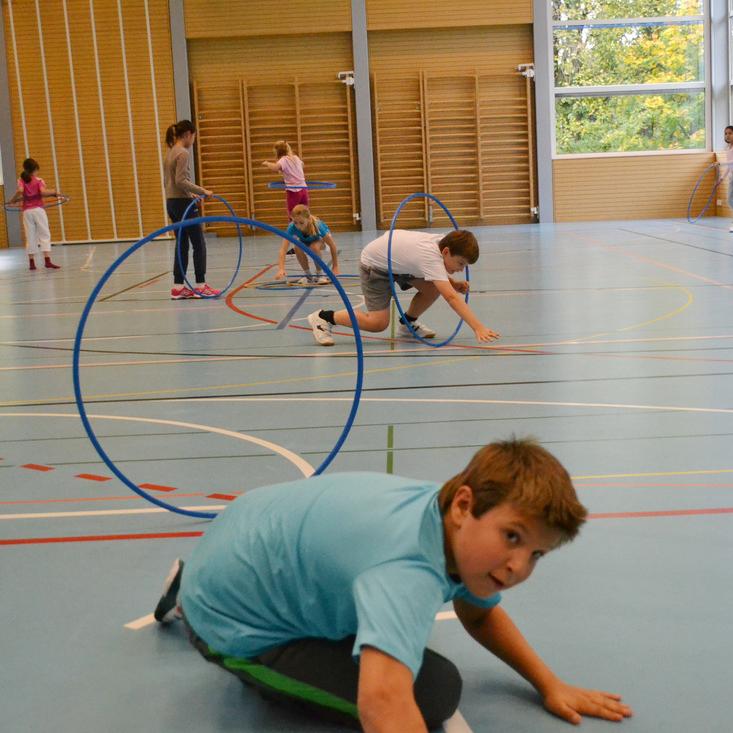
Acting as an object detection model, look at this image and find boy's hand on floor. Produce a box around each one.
[474,325,500,342]
[543,681,633,725]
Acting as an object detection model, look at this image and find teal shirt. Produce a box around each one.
[286,219,329,245]
[180,472,500,677]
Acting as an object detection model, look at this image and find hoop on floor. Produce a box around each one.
[687,162,721,224]
[176,195,243,298]
[73,214,364,520]
[4,194,70,212]
[267,181,337,190]
[387,192,469,348]
[254,274,360,291]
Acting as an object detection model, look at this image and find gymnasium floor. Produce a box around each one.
[1,216,732,732]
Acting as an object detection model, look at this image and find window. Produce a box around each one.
[553,1,707,154]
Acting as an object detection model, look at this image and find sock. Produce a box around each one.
[401,313,417,324]
[29,257,36,271]
[319,310,336,325]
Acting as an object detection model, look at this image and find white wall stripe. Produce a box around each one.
[34,0,66,241]
[6,0,29,157]
[116,0,143,237]
[88,0,118,239]
[61,0,92,241]
[143,0,168,227]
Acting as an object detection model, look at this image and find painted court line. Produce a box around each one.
[0,504,227,520]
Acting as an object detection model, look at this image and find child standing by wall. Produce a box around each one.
[164,120,220,299]
[7,158,61,271]
[153,438,632,731]
[262,140,308,217]
[720,125,733,232]
[276,204,340,285]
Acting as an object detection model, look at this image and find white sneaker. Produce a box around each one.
[315,274,330,285]
[297,274,315,286]
[307,310,335,346]
[398,319,436,339]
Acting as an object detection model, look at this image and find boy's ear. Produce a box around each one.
[450,485,474,523]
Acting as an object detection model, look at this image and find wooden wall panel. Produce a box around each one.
[714,151,732,219]
[370,25,534,227]
[3,0,176,243]
[553,153,715,221]
[184,0,351,39]
[366,0,531,30]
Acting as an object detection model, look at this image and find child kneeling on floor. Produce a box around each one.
[153,437,632,731]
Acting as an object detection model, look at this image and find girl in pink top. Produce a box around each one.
[262,140,309,216]
[7,158,62,270]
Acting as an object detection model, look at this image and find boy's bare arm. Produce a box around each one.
[358,647,428,733]
[453,600,632,724]
[433,280,499,342]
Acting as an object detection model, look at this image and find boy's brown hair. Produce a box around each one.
[274,140,292,158]
[439,230,479,264]
[439,437,587,544]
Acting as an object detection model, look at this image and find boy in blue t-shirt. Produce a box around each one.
[277,204,340,285]
[154,438,632,731]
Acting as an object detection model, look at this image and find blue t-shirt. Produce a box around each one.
[286,219,330,246]
[180,472,501,678]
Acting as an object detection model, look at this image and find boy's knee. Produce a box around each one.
[413,650,462,728]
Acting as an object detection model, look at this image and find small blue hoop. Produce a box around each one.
[687,163,721,224]
[387,193,469,348]
[176,195,243,297]
[267,181,337,190]
[73,214,364,520]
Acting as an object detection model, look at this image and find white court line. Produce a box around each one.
[436,610,458,621]
[0,504,227,520]
[81,246,96,271]
[443,709,473,733]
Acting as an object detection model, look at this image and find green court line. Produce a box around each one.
[386,424,394,474]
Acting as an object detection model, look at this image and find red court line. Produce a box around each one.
[207,493,237,501]
[21,463,54,472]
[0,492,231,506]
[5,506,732,546]
[590,507,733,519]
[0,531,204,546]
[139,482,178,493]
[75,473,111,482]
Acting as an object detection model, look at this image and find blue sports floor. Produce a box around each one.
[1,217,732,732]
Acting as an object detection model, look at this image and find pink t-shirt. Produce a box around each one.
[277,155,306,191]
[18,176,45,211]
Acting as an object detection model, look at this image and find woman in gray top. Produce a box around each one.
[164,120,219,299]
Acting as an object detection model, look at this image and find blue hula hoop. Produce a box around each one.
[387,192,469,348]
[176,195,243,297]
[267,181,337,190]
[73,214,364,520]
[687,162,721,224]
[4,194,69,212]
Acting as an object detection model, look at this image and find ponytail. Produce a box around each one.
[20,158,39,183]
[166,119,197,147]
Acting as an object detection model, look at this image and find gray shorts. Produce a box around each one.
[359,263,415,312]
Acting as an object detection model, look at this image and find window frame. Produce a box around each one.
[551,7,710,158]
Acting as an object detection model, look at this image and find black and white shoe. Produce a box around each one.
[153,558,184,624]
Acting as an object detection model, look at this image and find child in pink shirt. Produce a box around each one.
[7,158,62,271]
[262,140,309,215]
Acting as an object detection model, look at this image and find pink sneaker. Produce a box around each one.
[194,284,221,298]
[171,286,196,300]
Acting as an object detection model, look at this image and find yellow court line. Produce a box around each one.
[0,354,479,408]
[574,468,733,480]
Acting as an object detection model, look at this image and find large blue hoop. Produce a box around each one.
[73,214,364,520]
[387,192,469,348]
[687,162,722,224]
[176,194,243,297]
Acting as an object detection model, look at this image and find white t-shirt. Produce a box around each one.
[718,144,733,182]
[360,230,448,282]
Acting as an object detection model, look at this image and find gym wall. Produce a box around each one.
[3,0,176,243]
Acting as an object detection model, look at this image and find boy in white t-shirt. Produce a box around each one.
[307,229,500,346]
